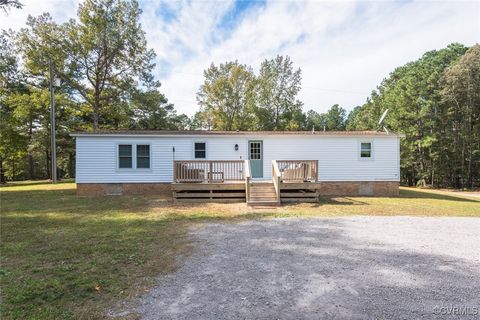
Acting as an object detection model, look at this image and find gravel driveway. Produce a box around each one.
[134,217,480,319]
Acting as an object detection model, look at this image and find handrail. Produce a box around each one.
[244,160,251,202]
[276,160,318,182]
[174,160,244,183]
[271,160,281,203]
[174,160,245,163]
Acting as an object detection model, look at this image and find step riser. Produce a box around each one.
[247,202,279,206]
[250,192,276,196]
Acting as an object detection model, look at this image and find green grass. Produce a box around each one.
[0,182,478,319]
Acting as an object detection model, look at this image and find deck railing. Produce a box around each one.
[244,160,251,202]
[173,160,245,183]
[271,160,281,202]
[277,160,318,182]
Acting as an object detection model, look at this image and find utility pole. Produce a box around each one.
[49,58,57,183]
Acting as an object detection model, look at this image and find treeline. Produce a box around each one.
[191,56,349,131]
[349,44,480,189]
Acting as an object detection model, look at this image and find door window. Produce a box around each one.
[249,142,261,160]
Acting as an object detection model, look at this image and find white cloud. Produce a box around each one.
[143,0,480,115]
[0,0,78,31]
[2,0,479,116]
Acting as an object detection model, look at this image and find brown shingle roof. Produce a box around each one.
[71,130,403,137]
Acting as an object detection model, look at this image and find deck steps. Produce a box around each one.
[247,182,279,206]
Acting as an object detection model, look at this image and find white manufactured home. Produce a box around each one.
[72,130,402,204]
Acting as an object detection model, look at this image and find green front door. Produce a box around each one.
[248,140,263,178]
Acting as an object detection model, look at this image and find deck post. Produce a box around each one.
[271,160,281,204]
[208,162,213,183]
[173,162,177,183]
[244,160,251,203]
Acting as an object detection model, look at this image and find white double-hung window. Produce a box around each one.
[118,144,150,169]
[118,144,133,168]
[136,145,150,168]
[194,142,206,159]
[360,142,372,158]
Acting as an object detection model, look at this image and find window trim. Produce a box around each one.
[116,143,152,171]
[358,140,373,160]
[193,141,207,159]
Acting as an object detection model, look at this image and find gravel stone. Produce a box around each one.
[134,216,480,320]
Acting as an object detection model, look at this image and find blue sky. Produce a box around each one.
[2,0,479,116]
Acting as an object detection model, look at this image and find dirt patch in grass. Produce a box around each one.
[146,187,479,219]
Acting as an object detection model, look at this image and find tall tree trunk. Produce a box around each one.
[461,137,465,189]
[12,159,15,181]
[93,79,101,132]
[93,101,99,132]
[0,158,5,183]
[68,152,75,178]
[28,120,34,179]
[431,160,435,188]
[28,155,34,180]
[45,148,50,179]
[274,105,279,130]
[467,108,473,189]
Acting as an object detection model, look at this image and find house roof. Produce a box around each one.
[71,130,404,137]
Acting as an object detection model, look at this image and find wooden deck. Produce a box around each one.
[172,160,320,204]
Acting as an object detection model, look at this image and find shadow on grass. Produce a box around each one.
[279,197,369,209]
[318,197,369,205]
[0,209,194,319]
[0,179,74,188]
[399,188,479,203]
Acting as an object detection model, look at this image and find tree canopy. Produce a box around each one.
[1,0,188,182]
[196,61,256,130]
[0,0,23,13]
[347,43,479,188]
[195,55,305,131]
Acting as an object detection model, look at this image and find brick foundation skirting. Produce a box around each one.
[76,183,172,196]
[317,181,399,197]
[77,181,399,197]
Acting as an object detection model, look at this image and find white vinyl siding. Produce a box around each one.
[75,135,400,183]
[261,136,399,181]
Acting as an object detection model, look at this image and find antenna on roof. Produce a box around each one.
[378,109,389,134]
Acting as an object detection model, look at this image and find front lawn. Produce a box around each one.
[0,182,478,319]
